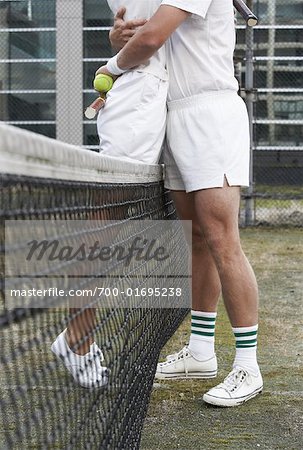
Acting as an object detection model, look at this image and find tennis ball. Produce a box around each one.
[93,74,114,93]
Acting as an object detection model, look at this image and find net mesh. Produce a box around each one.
[0,124,188,449]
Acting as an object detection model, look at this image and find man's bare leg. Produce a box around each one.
[51,218,111,386]
[156,191,221,379]
[171,191,221,313]
[66,308,96,355]
[64,216,116,355]
[192,180,262,406]
[193,181,258,327]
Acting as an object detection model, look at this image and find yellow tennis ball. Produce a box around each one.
[93,74,114,93]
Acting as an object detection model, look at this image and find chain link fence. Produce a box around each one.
[0,0,302,225]
[235,0,303,226]
[0,0,56,137]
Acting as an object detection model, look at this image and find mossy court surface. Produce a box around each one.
[0,228,302,449]
[141,228,303,450]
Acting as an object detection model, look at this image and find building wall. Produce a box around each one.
[0,1,56,137]
[0,0,112,143]
[0,1,302,176]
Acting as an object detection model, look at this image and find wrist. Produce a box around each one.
[106,54,127,76]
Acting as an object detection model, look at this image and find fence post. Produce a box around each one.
[267,0,276,145]
[244,20,255,226]
[56,0,83,145]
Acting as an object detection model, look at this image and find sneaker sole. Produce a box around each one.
[155,371,218,380]
[203,386,263,407]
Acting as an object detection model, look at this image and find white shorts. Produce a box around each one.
[164,91,250,192]
[97,71,168,164]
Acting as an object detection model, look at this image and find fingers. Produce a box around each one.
[95,65,109,76]
[114,7,147,29]
[94,66,118,81]
[114,7,126,21]
[124,18,147,29]
[95,68,109,77]
[120,28,137,39]
[110,7,147,50]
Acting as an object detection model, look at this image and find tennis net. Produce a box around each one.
[0,124,190,449]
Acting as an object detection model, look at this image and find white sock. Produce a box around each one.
[232,325,260,375]
[188,310,217,360]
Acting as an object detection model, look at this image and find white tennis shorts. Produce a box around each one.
[97,71,168,164]
[164,91,250,192]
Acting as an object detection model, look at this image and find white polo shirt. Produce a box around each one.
[161,0,239,101]
[108,0,168,80]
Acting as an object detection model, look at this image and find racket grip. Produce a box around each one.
[84,97,106,119]
[233,0,258,27]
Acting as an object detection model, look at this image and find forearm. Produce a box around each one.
[116,30,159,70]
[114,5,189,71]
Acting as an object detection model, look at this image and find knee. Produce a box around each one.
[203,225,242,266]
[191,226,207,253]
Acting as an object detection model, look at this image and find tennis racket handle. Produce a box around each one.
[233,0,258,27]
[84,97,106,119]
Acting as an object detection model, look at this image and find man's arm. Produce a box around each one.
[109,7,147,51]
[97,5,189,76]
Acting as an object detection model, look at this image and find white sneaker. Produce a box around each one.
[203,366,263,407]
[155,346,217,380]
[51,330,109,388]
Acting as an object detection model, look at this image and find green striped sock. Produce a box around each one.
[191,311,216,339]
[232,325,259,374]
[232,325,258,349]
[188,310,217,359]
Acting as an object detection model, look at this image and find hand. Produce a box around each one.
[95,65,118,81]
[109,7,147,50]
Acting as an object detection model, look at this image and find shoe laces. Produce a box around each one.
[222,367,251,393]
[165,346,189,363]
[165,346,189,362]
